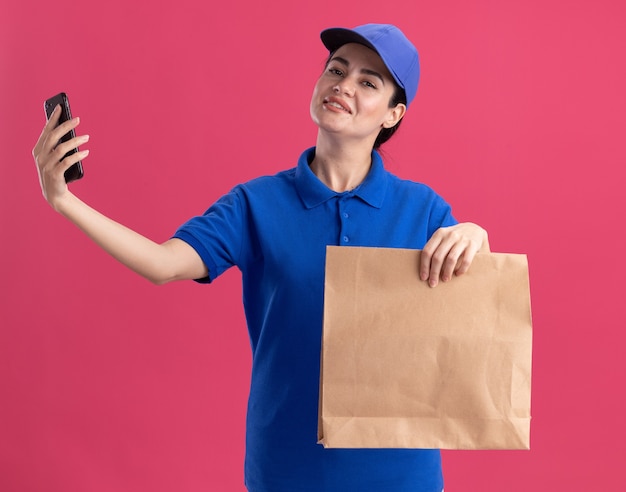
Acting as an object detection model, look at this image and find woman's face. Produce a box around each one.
[310,43,406,146]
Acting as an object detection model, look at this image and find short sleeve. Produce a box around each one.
[428,193,457,239]
[172,187,246,283]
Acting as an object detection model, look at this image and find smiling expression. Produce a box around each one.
[310,43,406,147]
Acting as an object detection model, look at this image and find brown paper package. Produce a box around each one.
[318,246,532,450]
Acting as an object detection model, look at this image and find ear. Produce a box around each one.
[382,103,407,129]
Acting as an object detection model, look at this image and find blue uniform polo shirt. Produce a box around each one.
[173,147,457,492]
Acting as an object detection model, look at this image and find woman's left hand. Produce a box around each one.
[420,222,490,287]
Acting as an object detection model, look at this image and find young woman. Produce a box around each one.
[33,23,488,492]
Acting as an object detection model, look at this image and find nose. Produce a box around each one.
[333,78,356,97]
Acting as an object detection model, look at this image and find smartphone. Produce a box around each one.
[44,92,84,183]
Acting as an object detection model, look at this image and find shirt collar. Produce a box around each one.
[295,147,388,209]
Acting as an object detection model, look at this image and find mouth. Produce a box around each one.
[324,96,352,114]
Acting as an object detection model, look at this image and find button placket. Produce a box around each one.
[338,198,352,244]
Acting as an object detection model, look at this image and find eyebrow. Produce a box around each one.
[329,55,386,85]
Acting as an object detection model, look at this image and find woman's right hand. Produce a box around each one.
[30,108,208,284]
[32,105,90,211]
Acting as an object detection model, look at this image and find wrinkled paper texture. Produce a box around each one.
[318,246,532,450]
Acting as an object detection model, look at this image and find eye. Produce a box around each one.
[362,80,377,89]
[328,67,344,77]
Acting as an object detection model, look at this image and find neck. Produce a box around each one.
[310,135,375,192]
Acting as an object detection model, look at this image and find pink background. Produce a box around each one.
[2,0,625,490]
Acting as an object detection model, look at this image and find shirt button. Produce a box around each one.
[343,236,349,243]
[343,212,349,219]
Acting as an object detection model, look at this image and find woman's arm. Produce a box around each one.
[32,106,207,285]
[419,222,490,288]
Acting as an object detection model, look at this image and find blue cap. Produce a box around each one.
[320,24,420,107]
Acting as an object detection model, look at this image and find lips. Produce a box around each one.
[324,96,352,114]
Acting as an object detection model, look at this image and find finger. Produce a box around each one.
[420,230,443,281]
[48,135,89,171]
[58,149,89,175]
[425,228,462,286]
[42,105,66,143]
[44,116,82,154]
[440,241,467,281]
[46,104,62,125]
[425,241,453,288]
[427,247,450,287]
[33,105,62,157]
[53,134,90,160]
[453,243,479,277]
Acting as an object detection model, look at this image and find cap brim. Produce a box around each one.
[320,24,418,106]
[320,27,406,95]
[321,28,378,55]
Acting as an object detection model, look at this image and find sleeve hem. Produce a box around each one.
[172,231,216,284]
